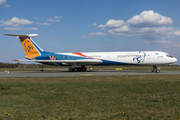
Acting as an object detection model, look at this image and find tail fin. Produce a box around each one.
[4,34,43,59]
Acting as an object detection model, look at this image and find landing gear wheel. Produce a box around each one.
[69,66,86,72]
[69,68,74,72]
[74,68,78,72]
[81,67,87,72]
[78,68,82,71]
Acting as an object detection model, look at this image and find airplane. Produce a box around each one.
[4,34,177,73]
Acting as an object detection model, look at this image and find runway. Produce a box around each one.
[1,70,180,77]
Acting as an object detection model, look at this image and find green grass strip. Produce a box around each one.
[0,75,180,119]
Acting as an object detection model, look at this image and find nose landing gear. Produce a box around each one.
[152,65,160,73]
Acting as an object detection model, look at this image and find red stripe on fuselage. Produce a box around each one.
[72,52,93,58]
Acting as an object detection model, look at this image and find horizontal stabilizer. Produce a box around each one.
[4,34,38,38]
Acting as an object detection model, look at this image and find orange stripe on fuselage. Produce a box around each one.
[72,52,93,58]
[20,38,40,58]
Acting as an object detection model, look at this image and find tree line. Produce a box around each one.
[0,62,20,68]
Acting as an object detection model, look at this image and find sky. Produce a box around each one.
[1,0,180,65]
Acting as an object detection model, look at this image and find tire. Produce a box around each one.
[74,68,78,72]
[81,67,86,72]
[69,68,74,72]
[78,68,82,72]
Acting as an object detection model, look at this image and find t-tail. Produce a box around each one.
[4,34,43,59]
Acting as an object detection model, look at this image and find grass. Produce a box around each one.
[0,75,180,119]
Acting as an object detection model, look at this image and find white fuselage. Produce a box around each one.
[57,51,177,65]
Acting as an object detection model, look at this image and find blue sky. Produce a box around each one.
[1,0,180,64]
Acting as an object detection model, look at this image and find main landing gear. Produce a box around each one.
[69,66,87,72]
[152,65,160,73]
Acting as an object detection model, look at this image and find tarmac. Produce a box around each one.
[1,70,180,77]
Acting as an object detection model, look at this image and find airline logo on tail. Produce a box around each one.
[20,38,40,58]
[23,39,33,52]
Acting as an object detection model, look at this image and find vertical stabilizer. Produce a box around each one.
[4,34,43,59]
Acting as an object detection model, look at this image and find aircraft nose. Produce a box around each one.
[172,57,177,63]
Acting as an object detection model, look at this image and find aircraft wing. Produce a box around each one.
[12,59,102,66]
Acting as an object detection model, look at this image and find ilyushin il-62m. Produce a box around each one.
[4,34,177,72]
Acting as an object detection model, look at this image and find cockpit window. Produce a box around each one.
[166,54,173,58]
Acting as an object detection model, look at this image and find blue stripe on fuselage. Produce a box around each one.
[35,51,92,60]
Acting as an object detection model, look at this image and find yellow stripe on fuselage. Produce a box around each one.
[20,38,40,58]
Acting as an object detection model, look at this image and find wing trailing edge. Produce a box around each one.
[12,59,102,65]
